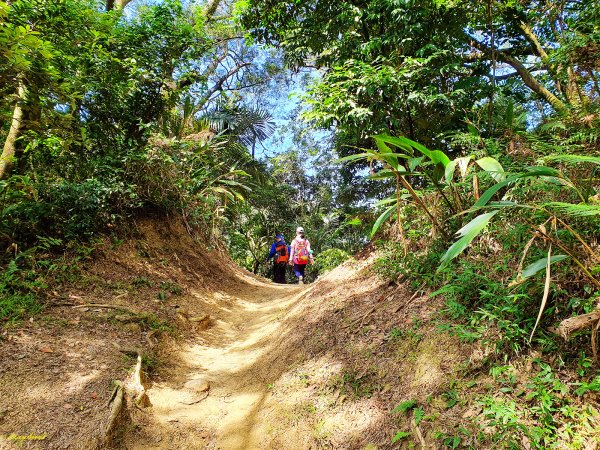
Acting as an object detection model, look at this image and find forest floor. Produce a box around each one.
[1,220,489,449]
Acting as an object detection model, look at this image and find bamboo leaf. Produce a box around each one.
[521,255,568,279]
[439,211,499,267]
[474,167,560,208]
[371,204,397,238]
[530,246,554,342]
[375,196,398,206]
[336,152,372,163]
[373,134,450,167]
[368,170,420,180]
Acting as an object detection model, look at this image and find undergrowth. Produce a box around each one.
[0,236,90,323]
[373,162,600,448]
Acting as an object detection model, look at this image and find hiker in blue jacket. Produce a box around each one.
[266,233,290,284]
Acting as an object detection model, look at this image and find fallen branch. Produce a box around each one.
[411,417,427,449]
[552,308,600,361]
[394,282,426,313]
[554,310,600,340]
[73,303,140,315]
[344,306,376,330]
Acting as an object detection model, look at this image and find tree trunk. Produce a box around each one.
[0,80,26,180]
[205,0,222,19]
[467,36,568,112]
[106,0,133,11]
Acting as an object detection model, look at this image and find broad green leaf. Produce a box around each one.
[445,156,472,183]
[521,255,568,279]
[375,135,412,155]
[378,153,404,170]
[439,211,499,267]
[371,204,397,238]
[457,156,472,178]
[367,169,396,180]
[476,157,506,182]
[374,138,394,154]
[408,156,425,172]
[445,159,458,183]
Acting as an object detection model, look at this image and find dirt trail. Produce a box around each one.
[125,277,305,449]
[0,221,471,449]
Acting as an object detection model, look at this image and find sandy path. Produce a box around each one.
[125,278,304,450]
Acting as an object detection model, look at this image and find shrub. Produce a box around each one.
[314,248,351,274]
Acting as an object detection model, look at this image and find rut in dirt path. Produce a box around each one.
[124,278,305,450]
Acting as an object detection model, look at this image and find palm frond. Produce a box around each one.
[205,106,276,147]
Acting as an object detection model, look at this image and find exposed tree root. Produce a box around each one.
[102,381,125,447]
[101,349,152,447]
[126,353,151,408]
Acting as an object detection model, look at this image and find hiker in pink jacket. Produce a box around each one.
[288,226,314,284]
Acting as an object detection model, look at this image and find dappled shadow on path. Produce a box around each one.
[125,255,470,450]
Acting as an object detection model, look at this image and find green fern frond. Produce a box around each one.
[544,202,600,217]
[542,154,600,166]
